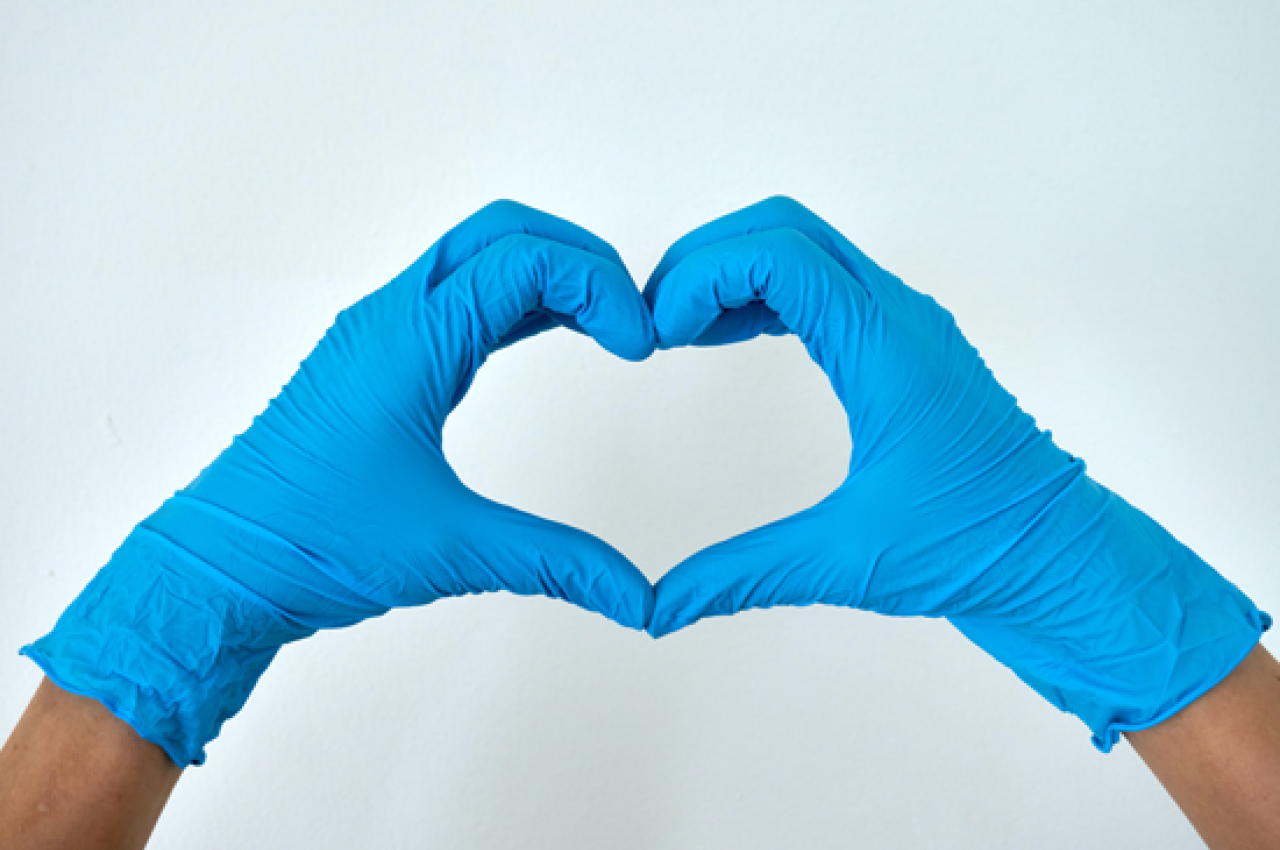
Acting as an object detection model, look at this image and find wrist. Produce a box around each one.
[951,474,1269,750]
[22,529,314,766]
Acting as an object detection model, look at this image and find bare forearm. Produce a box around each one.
[0,677,181,850]
[1126,644,1280,850]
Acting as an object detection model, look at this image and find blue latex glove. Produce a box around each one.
[22,200,656,766]
[644,196,1269,750]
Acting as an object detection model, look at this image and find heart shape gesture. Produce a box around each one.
[24,197,1266,770]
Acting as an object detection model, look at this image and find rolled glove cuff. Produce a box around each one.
[949,475,1271,752]
[20,528,315,766]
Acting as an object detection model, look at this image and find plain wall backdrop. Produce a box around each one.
[2,1,1278,847]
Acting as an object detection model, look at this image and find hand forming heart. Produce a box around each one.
[23,197,1267,768]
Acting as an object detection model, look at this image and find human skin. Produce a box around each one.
[2,647,1279,849]
[1126,643,1280,850]
[0,678,181,850]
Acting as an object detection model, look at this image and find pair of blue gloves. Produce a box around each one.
[24,198,1269,767]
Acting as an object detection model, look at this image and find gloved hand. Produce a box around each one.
[22,200,656,766]
[644,196,1269,750]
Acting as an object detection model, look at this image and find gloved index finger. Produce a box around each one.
[648,227,869,365]
[436,232,656,364]
[420,233,653,417]
[643,195,889,313]
[406,199,632,295]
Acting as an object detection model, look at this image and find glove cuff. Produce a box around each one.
[21,528,315,766]
[951,475,1270,752]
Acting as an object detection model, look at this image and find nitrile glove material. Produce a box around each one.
[23,201,656,766]
[644,196,1270,750]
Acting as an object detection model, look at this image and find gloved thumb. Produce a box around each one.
[451,496,655,631]
[648,501,863,638]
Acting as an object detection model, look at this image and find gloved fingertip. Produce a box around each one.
[646,610,693,638]
[605,319,658,363]
[609,576,656,631]
[572,268,657,363]
[639,581,657,629]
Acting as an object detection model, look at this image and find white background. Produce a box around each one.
[3,1,1278,847]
